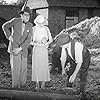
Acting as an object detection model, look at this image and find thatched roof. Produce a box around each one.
[26,0,48,9]
[26,0,100,9]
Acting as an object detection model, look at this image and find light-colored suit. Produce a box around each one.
[2,17,33,88]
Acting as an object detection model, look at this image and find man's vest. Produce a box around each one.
[65,39,77,62]
[65,39,88,65]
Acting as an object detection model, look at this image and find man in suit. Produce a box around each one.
[2,6,33,89]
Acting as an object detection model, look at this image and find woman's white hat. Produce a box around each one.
[34,15,45,24]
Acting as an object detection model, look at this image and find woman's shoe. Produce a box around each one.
[41,81,45,89]
[35,86,39,89]
[35,82,40,90]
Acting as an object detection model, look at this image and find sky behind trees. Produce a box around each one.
[0,0,23,5]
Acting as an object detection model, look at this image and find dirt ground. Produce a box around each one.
[0,48,100,100]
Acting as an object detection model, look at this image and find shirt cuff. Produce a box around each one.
[19,47,22,50]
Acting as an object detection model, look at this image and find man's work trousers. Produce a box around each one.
[10,52,27,88]
[67,49,90,94]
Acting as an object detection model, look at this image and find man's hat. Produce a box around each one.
[56,33,72,46]
[19,6,31,15]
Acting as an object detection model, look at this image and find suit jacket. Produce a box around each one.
[2,18,33,57]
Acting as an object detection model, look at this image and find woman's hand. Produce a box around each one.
[37,43,44,46]
[30,41,34,45]
[30,41,39,46]
[30,41,48,48]
[41,37,47,44]
[9,35,13,42]
[33,42,44,47]
[44,42,49,48]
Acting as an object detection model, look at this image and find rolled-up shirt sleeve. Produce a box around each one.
[75,42,83,64]
[60,47,67,63]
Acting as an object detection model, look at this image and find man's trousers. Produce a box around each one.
[67,49,90,94]
[10,52,27,88]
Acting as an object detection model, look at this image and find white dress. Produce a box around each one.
[32,25,51,82]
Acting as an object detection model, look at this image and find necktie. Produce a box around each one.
[22,22,25,35]
[23,21,26,24]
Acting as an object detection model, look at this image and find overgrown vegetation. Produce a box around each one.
[0,47,100,100]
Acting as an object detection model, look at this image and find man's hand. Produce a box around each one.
[9,36,13,42]
[62,69,66,76]
[69,62,82,83]
[69,73,77,83]
[13,47,22,55]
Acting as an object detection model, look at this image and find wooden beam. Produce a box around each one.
[0,89,81,100]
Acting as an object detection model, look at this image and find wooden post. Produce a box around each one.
[0,89,81,100]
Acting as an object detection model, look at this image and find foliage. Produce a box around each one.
[0,0,24,5]
[63,16,100,49]
[0,49,100,99]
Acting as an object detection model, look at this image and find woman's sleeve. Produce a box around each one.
[46,26,53,42]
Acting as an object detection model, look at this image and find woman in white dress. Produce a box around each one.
[30,15,53,89]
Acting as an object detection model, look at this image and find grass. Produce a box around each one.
[0,48,100,100]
